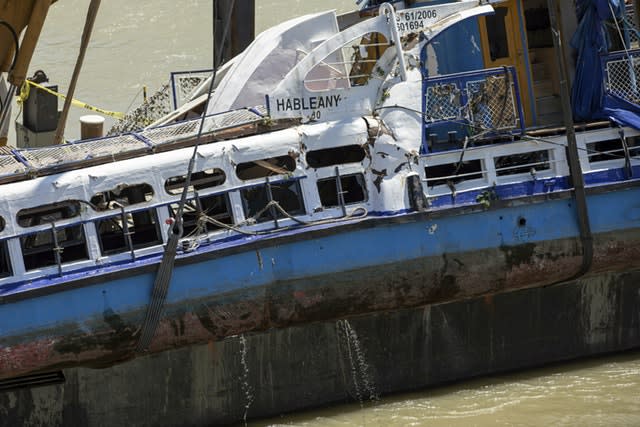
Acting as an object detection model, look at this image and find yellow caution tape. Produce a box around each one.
[18,80,125,120]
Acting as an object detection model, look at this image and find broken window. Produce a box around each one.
[96,209,162,255]
[425,160,484,187]
[241,179,305,223]
[587,136,640,163]
[168,193,233,236]
[304,32,389,91]
[90,183,154,211]
[306,145,367,168]
[494,150,550,176]
[21,224,88,271]
[317,173,367,207]
[17,201,81,227]
[236,155,297,180]
[0,240,11,278]
[165,169,226,195]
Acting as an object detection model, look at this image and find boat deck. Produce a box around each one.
[0,106,271,185]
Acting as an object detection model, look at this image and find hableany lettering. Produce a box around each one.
[275,95,342,112]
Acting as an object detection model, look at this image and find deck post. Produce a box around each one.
[546,0,593,278]
[214,0,255,68]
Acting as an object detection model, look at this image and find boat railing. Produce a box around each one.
[169,69,211,110]
[602,48,640,104]
[421,66,525,153]
[0,106,268,184]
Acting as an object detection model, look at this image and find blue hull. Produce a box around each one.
[1,179,639,378]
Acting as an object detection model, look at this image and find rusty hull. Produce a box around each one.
[1,224,639,381]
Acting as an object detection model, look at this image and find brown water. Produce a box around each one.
[250,351,640,427]
[20,2,640,425]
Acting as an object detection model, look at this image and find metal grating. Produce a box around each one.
[467,75,518,132]
[140,108,263,147]
[17,134,149,170]
[605,52,640,104]
[140,118,201,146]
[171,70,211,110]
[425,83,460,121]
[1,106,269,182]
[0,152,26,177]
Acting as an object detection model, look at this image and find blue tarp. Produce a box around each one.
[570,0,640,128]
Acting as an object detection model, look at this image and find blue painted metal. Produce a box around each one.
[2,174,639,341]
[420,67,525,153]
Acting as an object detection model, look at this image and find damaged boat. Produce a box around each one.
[0,0,639,413]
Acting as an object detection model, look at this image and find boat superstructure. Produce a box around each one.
[0,0,640,423]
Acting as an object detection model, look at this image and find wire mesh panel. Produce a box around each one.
[422,67,523,152]
[108,84,173,136]
[604,50,640,104]
[170,70,211,110]
[139,108,264,147]
[467,74,518,132]
[425,83,460,121]
[17,134,149,170]
[0,151,26,178]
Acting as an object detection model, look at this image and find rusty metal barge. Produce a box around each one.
[1,0,640,425]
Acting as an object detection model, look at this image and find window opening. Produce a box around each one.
[425,160,484,187]
[21,224,88,272]
[241,179,305,225]
[304,32,389,91]
[236,155,296,180]
[17,201,81,227]
[90,183,154,211]
[494,150,550,176]
[0,240,11,278]
[317,172,367,210]
[0,216,4,233]
[587,136,640,163]
[96,208,162,257]
[168,192,233,236]
[165,169,226,195]
[306,145,367,168]
[485,8,509,61]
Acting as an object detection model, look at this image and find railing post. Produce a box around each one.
[546,0,593,278]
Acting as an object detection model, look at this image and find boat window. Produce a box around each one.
[167,193,233,236]
[241,180,305,223]
[165,169,226,195]
[304,32,389,92]
[587,136,640,163]
[0,240,11,278]
[317,173,367,207]
[485,7,509,61]
[17,201,82,227]
[494,150,550,176]
[425,160,484,187]
[96,209,162,255]
[0,216,4,233]
[90,183,154,211]
[306,145,366,168]
[21,224,88,271]
[236,155,297,180]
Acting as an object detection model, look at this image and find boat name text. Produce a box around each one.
[275,95,342,112]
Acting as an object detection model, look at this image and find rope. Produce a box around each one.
[193,201,368,238]
[18,79,124,119]
[135,0,236,353]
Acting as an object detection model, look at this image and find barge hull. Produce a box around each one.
[1,268,639,426]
